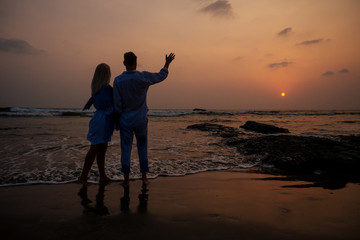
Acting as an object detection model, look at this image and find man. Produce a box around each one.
[113,51,175,186]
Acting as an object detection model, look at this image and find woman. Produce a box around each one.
[78,63,115,188]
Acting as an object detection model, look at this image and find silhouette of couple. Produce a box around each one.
[78,52,175,188]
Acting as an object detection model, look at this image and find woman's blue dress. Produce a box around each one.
[84,85,115,145]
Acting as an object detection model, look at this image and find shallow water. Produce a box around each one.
[0,109,359,186]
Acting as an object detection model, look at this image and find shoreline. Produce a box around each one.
[1,112,359,187]
[1,169,359,240]
[0,165,358,190]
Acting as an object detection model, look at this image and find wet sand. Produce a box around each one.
[1,169,359,240]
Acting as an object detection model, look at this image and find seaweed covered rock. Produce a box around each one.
[187,123,240,138]
[240,121,290,134]
[187,122,360,175]
[187,122,360,188]
[234,135,360,174]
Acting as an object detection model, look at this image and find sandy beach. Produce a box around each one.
[1,169,359,240]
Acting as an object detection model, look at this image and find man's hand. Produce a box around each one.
[164,53,175,69]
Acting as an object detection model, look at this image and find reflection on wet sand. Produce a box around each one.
[120,186,130,213]
[138,185,149,213]
[78,184,109,216]
[121,184,149,214]
[253,173,349,190]
[78,183,149,215]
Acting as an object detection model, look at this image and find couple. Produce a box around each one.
[78,52,175,188]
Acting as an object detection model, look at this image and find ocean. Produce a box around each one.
[0,107,359,187]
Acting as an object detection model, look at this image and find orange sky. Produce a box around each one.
[0,0,359,110]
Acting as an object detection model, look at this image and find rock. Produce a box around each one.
[240,121,290,134]
[187,122,360,174]
[61,112,82,116]
[234,135,360,174]
[0,107,11,112]
[187,121,360,188]
[234,134,360,189]
[193,108,207,112]
[187,123,239,138]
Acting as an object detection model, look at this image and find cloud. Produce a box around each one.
[268,61,293,69]
[278,27,292,36]
[199,0,234,17]
[233,56,243,61]
[296,38,324,46]
[322,71,334,76]
[322,69,349,76]
[0,38,46,55]
[339,68,349,73]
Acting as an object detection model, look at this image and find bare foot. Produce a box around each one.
[142,172,150,186]
[78,176,88,188]
[122,173,130,187]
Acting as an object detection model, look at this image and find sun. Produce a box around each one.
[281,92,286,97]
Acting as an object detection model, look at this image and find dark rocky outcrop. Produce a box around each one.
[233,135,360,174]
[240,121,290,134]
[187,123,240,138]
[192,108,207,112]
[187,123,236,132]
[0,107,12,112]
[187,122,360,189]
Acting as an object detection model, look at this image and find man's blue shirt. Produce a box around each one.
[113,67,169,128]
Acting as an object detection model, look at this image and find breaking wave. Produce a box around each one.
[1,107,359,118]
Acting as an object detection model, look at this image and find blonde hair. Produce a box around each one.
[91,63,111,95]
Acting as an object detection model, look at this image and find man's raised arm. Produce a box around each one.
[164,53,175,69]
